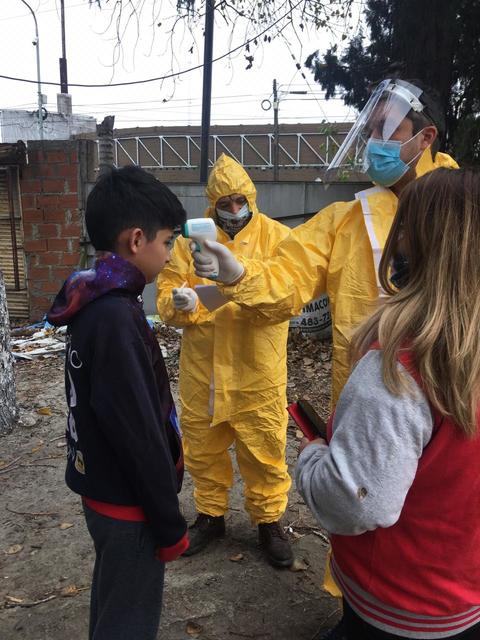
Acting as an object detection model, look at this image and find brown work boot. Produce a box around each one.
[258,521,294,568]
[182,513,225,556]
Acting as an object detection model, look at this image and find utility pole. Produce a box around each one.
[267,81,306,182]
[273,79,279,182]
[59,0,68,93]
[20,0,43,140]
[199,0,215,183]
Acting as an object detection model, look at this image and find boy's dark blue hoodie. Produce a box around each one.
[47,253,187,555]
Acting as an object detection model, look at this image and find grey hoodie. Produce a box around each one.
[295,349,433,535]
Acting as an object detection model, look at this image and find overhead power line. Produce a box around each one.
[5,92,338,109]
[0,1,87,21]
[0,0,304,89]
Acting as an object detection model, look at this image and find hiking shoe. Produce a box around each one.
[182,513,225,556]
[258,521,294,568]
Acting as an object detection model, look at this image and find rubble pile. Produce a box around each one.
[150,319,182,383]
[10,324,66,360]
[286,329,332,420]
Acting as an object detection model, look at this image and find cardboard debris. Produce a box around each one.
[11,325,66,359]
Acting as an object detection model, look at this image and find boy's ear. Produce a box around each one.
[118,228,144,255]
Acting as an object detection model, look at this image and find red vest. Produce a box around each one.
[329,348,480,616]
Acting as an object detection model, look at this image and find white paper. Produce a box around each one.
[194,285,229,312]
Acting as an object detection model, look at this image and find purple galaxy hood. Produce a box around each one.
[47,253,146,327]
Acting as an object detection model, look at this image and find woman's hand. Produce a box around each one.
[299,436,327,455]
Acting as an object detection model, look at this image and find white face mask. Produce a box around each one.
[216,202,250,221]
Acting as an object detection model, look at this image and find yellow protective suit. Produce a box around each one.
[220,149,458,407]
[216,148,457,596]
[157,154,291,524]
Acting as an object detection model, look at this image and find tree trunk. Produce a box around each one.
[0,270,17,435]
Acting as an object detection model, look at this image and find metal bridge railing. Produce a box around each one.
[110,131,350,170]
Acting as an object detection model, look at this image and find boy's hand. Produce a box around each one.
[155,532,190,562]
[172,287,198,312]
[299,436,327,455]
[191,240,245,284]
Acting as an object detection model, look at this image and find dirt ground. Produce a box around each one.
[0,326,339,640]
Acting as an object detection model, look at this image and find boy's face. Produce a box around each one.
[117,227,175,283]
[136,228,175,283]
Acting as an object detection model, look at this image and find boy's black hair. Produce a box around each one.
[86,165,187,251]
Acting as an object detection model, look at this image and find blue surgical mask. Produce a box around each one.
[364,133,423,187]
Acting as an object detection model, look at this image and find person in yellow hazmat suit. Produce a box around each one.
[189,79,458,639]
[156,154,295,568]
[190,79,458,406]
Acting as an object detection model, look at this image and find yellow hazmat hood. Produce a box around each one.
[205,153,258,217]
[416,147,459,177]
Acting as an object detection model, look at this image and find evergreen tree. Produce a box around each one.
[306,0,480,163]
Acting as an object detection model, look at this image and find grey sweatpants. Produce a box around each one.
[83,503,165,640]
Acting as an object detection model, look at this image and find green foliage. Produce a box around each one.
[306,0,480,164]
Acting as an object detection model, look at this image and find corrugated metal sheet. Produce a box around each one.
[0,167,28,319]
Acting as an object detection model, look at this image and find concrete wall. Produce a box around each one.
[1,110,96,144]
[163,180,366,225]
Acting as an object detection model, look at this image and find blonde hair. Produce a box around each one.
[351,168,480,436]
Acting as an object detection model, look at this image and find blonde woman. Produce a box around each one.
[296,168,480,639]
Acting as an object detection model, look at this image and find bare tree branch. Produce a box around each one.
[87,0,359,94]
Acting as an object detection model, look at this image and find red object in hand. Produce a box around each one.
[287,399,327,441]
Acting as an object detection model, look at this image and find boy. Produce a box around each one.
[47,166,189,640]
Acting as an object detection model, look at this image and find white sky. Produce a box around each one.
[0,0,359,129]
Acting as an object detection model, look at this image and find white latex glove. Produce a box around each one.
[191,240,245,285]
[172,287,199,312]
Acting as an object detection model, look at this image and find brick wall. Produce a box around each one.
[20,139,95,320]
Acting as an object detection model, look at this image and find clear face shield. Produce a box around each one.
[324,79,425,183]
